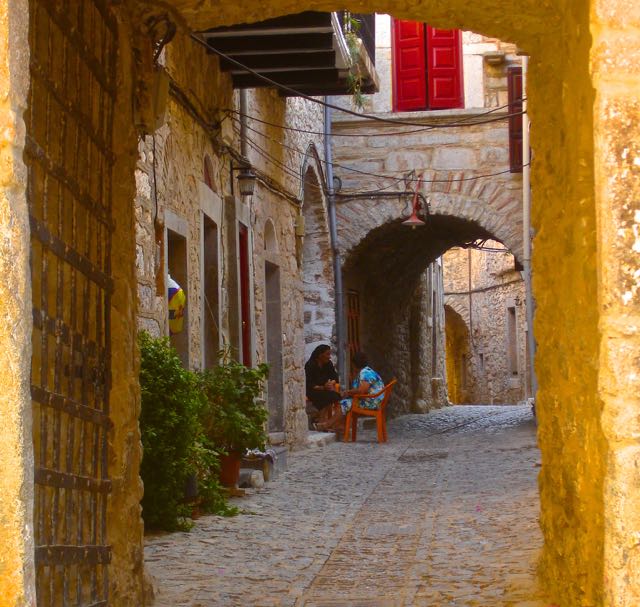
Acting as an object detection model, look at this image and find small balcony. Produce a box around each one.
[198,11,378,96]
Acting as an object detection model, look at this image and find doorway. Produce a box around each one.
[265,261,284,432]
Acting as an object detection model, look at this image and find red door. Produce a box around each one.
[392,19,427,112]
[426,26,463,109]
[238,223,252,366]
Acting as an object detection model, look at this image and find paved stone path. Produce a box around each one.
[145,405,547,606]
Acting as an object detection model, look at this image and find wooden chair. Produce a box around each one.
[343,379,397,443]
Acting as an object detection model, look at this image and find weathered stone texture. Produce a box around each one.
[333,119,524,262]
[592,9,640,606]
[0,0,636,605]
[133,27,331,448]
[443,245,527,404]
[0,1,35,605]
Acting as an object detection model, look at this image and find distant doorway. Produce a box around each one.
[239,223,252,366]
[202,215,219,368]
[265,261,284,431]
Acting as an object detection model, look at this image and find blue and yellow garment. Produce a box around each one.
[167,275,186,335]
[340,366,385,414]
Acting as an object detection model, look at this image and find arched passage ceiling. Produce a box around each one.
[166,1,560,53]
[343,215,495,290]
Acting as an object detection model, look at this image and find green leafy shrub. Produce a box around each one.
[199,351,269,454]
[138,332,235,530]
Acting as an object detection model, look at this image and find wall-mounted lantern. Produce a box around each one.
[231,160,257,198]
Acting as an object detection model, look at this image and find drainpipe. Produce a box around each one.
[467,248,473,345]
[324,102,347,385]
[240,90,248,158]
[521,55,538,400]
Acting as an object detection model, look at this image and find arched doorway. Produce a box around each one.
[445,304,470,404]
[263,219,285,432]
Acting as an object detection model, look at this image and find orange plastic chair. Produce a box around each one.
[343,379,397,443]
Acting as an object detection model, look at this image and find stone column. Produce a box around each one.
[0,0,36,605]
[592,2,640,604]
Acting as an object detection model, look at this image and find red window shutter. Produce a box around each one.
[392,19,427,112]
[426,26,463,109]
[508,66,523,173]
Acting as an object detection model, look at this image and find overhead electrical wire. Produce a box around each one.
[190,33,527,129]
[224,97,527,138]
[230,116,528,187]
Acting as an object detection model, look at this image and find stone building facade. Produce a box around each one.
[443,243,528,404]
[332,15,525,414]
[0,0,639,606]
[133,28,332,446]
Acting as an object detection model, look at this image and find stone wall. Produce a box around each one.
[0,0,637,605]
[0,1,35,605]
[133,29,331,447]
[443,244,528,404]
[344,257,447,415]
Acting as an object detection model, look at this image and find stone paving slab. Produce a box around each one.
[144,405,547,606]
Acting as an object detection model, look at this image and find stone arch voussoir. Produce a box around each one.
[338,177,523,264]
[301,155,335,359]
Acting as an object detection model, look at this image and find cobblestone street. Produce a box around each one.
[145,405,546,606]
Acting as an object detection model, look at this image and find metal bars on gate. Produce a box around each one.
[25,0,117,604]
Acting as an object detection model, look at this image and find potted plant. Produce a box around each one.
[198,352,269,487]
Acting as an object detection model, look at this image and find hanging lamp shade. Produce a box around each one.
[402,176,425,229]
[401,211,426,229]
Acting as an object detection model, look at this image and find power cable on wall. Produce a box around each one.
[224,97,527,138]
[231,118,529,188]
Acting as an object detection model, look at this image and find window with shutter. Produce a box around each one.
[426,26,463,109]
[392,19,427,112]
[508,66,523,173]
[392,19,463,112]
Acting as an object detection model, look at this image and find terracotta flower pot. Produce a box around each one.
[219,451,242,487]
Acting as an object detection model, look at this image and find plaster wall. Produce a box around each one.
[345,15,520,115]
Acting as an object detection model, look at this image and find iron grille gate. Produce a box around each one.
[25,1,117,604]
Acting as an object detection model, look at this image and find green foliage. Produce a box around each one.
[138,332,235,531]
[344,13,365,109]
[199,350,269,454]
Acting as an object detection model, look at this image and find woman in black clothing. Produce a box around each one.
[305,344,341,419]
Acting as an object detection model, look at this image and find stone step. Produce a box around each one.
[305,430,337,448]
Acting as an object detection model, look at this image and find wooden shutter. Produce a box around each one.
[392,19,427,112]
[426,26,463,109]
[508,66,523,173]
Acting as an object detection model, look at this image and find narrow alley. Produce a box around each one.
[145,405,545,607]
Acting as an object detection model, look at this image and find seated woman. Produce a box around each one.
[316,351,384,433]
[305,344,341,422]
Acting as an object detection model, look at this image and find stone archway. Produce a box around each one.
[136,2,619,596]
[342,213,495,415]
[1,0,629,604]
[301,165,335,359]
[159,3,604,600]
[337,183,523,264]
